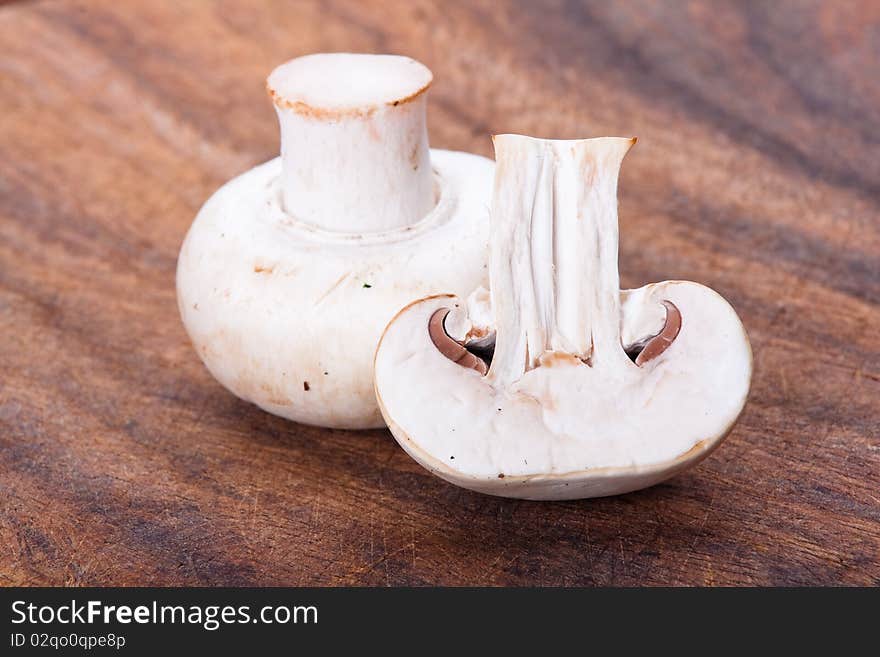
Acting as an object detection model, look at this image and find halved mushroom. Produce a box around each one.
[374,135,752,500]
[177,54,494,429]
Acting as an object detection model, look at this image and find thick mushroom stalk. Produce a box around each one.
[489,136,637,386]
[268,53,434,233]
[374,135,753,500]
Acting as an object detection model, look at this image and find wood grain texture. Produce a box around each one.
[1,0,878,586]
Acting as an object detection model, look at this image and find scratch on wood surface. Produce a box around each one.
[680,486,718,578]
[185,553,200,584]
[410,524,416,571]
[250,494,259,534]
[368,513,374,563]
[383,524,390,586]
[344,542,415,583]
[583,517,596,581]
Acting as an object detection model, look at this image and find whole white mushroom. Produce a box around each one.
[177,54,494,429]
[374,135,753,500]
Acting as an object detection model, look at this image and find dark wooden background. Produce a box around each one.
[1,0,878,586]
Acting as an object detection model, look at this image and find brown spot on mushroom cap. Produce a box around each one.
[428,309,488,375]
[635,301,682,366]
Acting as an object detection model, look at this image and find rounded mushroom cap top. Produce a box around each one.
[267,53,433,115]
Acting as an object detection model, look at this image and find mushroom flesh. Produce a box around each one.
[374,135,752,500]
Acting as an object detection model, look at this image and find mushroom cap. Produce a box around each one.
[374,281,752,500]
[177,149,494,429]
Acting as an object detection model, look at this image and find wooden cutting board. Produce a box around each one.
[1,0,877,586]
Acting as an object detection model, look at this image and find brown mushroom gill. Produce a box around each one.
[630,300,682,366]
[431,301,681,374]
[428,309,488,374]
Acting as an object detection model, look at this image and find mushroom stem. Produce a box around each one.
[267,53,435,233]
[487,135,636,387]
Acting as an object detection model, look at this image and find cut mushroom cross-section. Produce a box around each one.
[374,135,752,500]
